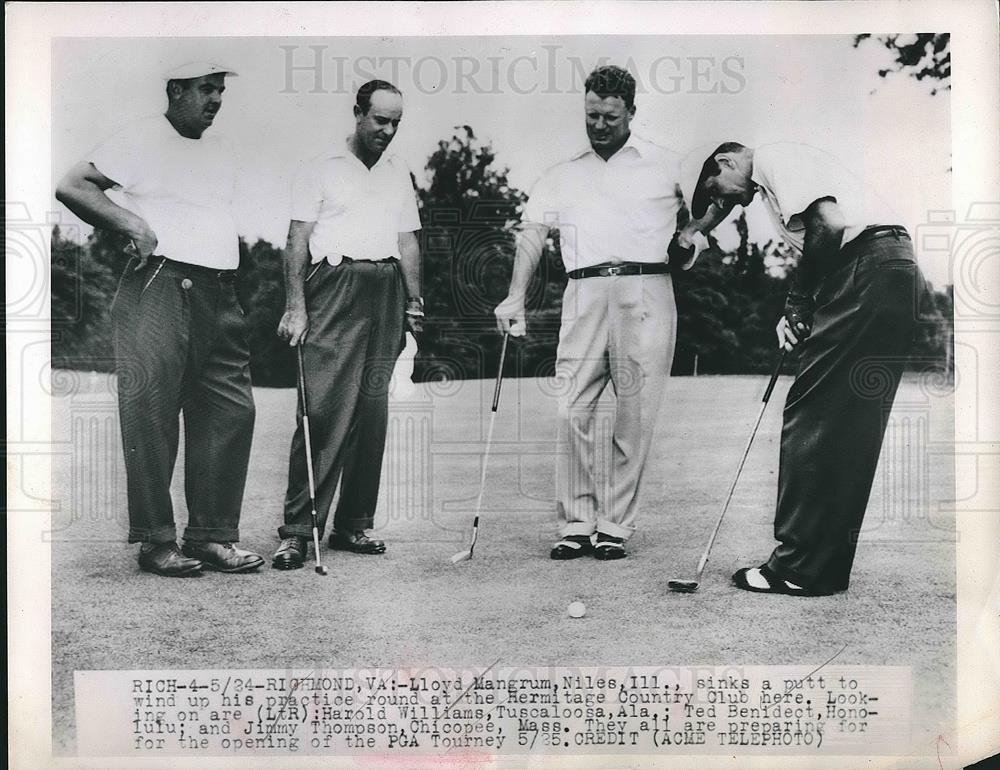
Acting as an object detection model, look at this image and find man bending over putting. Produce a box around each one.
[691,141,925,596]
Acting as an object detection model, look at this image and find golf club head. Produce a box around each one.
[450,516,479,564]
[315,565,328,575]
[667,578,699,593]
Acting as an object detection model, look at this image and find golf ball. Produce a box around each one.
[567,601,586,618]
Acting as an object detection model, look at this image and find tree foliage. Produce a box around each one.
[853,33,951,95]
[51,225,126,371]
[414,125,565,382]
[236,237,296,386]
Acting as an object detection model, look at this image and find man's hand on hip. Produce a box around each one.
[124,221,159,271]
[278,306,309,346]
[494,292,527,337]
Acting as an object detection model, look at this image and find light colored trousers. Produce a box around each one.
[555,273,677,540]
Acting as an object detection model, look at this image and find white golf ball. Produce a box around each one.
[567,601,586,618]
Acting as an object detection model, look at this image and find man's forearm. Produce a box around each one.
[507,225,548,297]
[795,223,843,296]
[399,232,422,299]
[793,198,846,296]
[283,232,310,310]
[682,201,731,241]
[55,180,148,241]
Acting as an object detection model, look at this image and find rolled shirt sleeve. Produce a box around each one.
[89,129,140,190]
[522,173,559,229]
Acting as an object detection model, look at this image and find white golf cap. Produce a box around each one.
[162,62,239,80]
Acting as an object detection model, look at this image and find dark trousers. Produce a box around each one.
[279,258,405,539]
[767,229,924,592]
[112,257,256,545]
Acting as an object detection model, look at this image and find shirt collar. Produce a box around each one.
[327,136,393,168]
[571,131,646,161]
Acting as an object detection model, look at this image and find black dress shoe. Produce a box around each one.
[328,530,386,554]
[272,536,308,570]
[593,533,627,560]
[182,541,264,573]
[550,534,594,560]
[731,563,829,595]
[138,543,203,577]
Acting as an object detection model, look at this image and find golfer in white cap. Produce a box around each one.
[56,62,264,577]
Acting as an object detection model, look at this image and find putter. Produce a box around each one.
[668,350,787,593]
[450,333,509,563]
[296,344,328,576]
[449,516,479,564]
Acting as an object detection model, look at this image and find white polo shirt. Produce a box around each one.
[751,143,899,255]
[291,141,421,265]
[522,134,687,273]
[89,115,239,269]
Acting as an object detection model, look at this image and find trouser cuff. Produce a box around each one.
[128,525,177,545]
[560,521,596,538]
[333,514,375,533]
[183,526,240,543]
[596,518,635,541]
[279,524,319,540]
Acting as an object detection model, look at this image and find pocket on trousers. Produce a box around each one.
[109,254,144,318]
[305,261,325,283]
[232,285,247,317]
[878,258,916,268]
[138,258,167,302]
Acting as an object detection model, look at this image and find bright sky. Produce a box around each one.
[52,35,952,286]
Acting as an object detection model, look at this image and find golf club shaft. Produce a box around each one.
[297,345,325,571]
[472,410,498,519]
[491,333,510,412]
[467,515,479,557]
[457,335,509,560]
[476,334,508,514]
[693,351,786,578]
[296,346,318,500]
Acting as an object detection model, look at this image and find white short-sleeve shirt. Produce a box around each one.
[291,141,422,265]
[751,143,900,255]
[89,115,239,269]
[522,134,687,272]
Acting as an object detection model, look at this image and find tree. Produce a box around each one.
[414,125,546,381]
[50,225,122,371]
[672,214,788,376]
[236,237,296,387]
[853,34,951,95]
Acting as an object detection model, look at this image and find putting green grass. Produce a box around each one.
[50,371,955,757]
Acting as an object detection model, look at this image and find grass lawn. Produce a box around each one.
[50,371,956,758]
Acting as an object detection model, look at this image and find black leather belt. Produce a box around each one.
[851,225,910,244]
[831,225,912,275]
[567,262,670,280]
[158,257,238,282]
[341,255,398,264]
